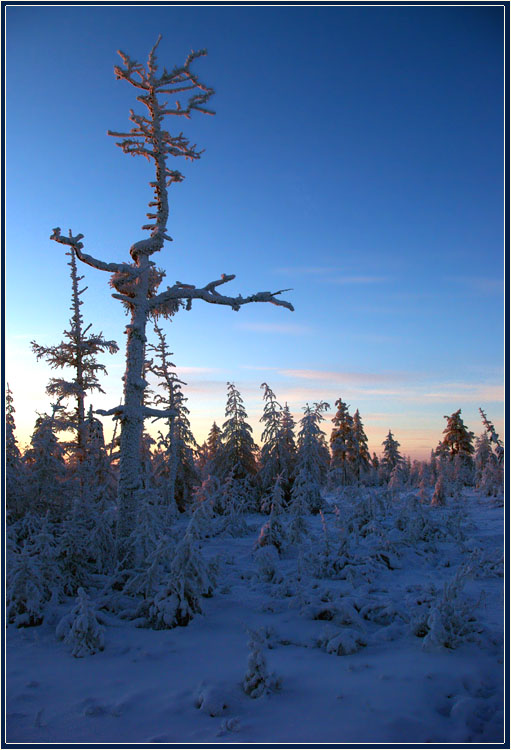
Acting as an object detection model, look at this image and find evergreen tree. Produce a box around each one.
[329,398,355,485]
[294,401,329,513]
[256,474,286,552]
[436,409,474,459]
[5,385,26,520]
[351,409,371,481]
[205,422,223,464]
[381,430,402,478]
[50,38,292,565]
[24,412,68,517]
[82,406,117,507]
[56,588,105,657]
[31,248,117,463]
[147,322,199,513]
[479,408,504,464]
[258,383,283,496]
[213,383,258,482]
[278,403,297,500]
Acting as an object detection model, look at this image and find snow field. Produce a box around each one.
[7,489,504,744]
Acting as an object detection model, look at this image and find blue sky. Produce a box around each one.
[5,4,505,458]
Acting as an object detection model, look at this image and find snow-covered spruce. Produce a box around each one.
[255,474,286,553]
[147,322,198,515]
[293,401,329,515]
[133,511,216,630]
[56,587,105,657]
[31,248,118,468]
[5,385,27,521]
[242,628,281,698]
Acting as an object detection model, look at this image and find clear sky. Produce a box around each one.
[5,3,505,459]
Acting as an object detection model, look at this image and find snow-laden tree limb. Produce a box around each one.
[149,274,294,312]
[95,405,125,418]
[50,228,137,276]
[143,406,177,420]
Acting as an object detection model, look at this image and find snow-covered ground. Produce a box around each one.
[6,489,504,745]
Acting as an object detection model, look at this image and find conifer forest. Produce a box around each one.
[5,31,505,747]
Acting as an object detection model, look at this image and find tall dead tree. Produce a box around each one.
[50,37,293,563]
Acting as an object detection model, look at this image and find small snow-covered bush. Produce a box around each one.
[421,572,483,651]
[431,475,446,506]
[142,528,216,629]
[319,627,367,656]
[194,683,229,716]
[254,544,282,584]
[56,587,105,657]
[243,628,281,698]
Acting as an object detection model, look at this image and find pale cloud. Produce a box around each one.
[236,322,313,335]
[177,366,222,375]
[422,383,504,403]
[279,369,408,384]
[239,364,279,371]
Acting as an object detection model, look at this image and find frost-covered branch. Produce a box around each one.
[50,228,134,275]
[149,274,294,312]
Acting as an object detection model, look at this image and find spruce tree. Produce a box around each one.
[50,38,292,564]
[279,403,297,498]
[479,408,504,464]
[5,385,26,520]
[146,322,198,513]
[329,397,355,485]
[258,383,283,497]
[381,430,402,478]
[351,409,371,481]
[31,248,118,463]
[24,412,68,517]
[436,409,474,459]
[213,383,258,482]
[294,401,329,513]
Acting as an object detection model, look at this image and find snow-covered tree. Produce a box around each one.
[24,412,69,517]
[142,517,216,629]
[255,474,286,553]
[294,402,329,514]
[213,383,258,482]
[479,408,504,464]
[258,383,283,496]
[31,248,117,463]
[351,409,371,481]
[329,398,355,486]
[147,322,198,513]
[243,628,280,698]
[50,38,292,563]
[436,409,474,460]
[7,544,47,627]
[5,385,26,520]
[82,406,117,507]
[431,474,446,507]
[201,422,222,474]
[381,430,402,479]
[278,403,297,500]
[56,587,105,657]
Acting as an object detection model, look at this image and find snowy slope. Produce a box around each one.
[6,489,504,745]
